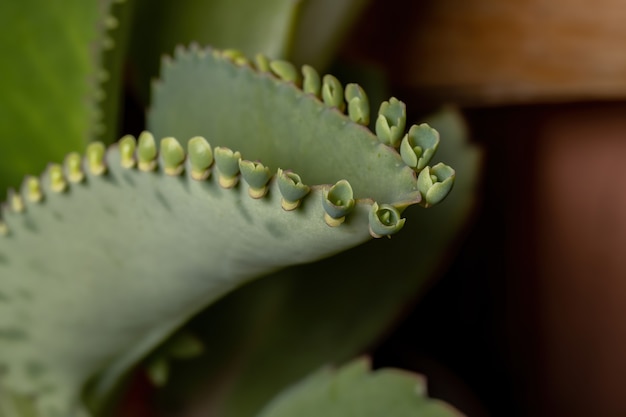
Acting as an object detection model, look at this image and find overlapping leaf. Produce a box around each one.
[256,359,463,417]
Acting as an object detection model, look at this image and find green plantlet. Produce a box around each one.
[417,163,456,207]
[345,83,370,125]
[221,49,249,66]
[165,332,204,359]
[160,137,186,176]
[119,134,137,169]
[400,123,440,171]
[277,168,311,210]
[322,179,355,227]
[137,131,158,172]
[368,202,406,238]
[376,97,407,147]
[49,164,67,193]
[214,146,242,188]
[302,65,321,97]
[255,53,271,72]
[65,153,85,184]
[269,59,300,85]
[146,356,170,388]
[8,189,24,213]
[240,160,273,198]
[86,142,107,176]
[187,136,214,180]
[321,74,345,111]
[25,177,43,203]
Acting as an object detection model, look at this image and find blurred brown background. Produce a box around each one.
[340,0,626,416]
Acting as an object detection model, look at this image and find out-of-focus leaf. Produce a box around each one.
[0,1,97,193]
[127,0,301,102]
[0,0,131,195]
[256,359,464,417]
[290,0,372,70]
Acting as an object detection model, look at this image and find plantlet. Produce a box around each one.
[0,1,481,416]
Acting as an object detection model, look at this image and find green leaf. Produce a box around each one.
[152,108,480,417]
[127,0,302,102]
[0,48,450,416]
[96,0,136,145]
[0,0,132,195]
[0,137,373,416]
[149,46,420,205]
[289,0,372,70]
[256,359,463,417]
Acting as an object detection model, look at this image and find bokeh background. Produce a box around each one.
[341,1,626,416]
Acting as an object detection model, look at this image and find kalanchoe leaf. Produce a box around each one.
[127,0,303,102]
[0,0,118,194]
[214,146,242,188]
[302,65,321,97]
[368,202,406,238]
[0,135,380,415]
[25,177,43,203]
[345,83,370,126]
[417,163,456,207]
[150,45,421,205]
[239,160,272,198]
[277,168,310,211]
[160,137,186,176]
[119,134,137,169]
[270,60,300,85]
[400,123,440,171]
[49,164,67,193]
[137,131,158,172]
[376,97,406,147]
[188,136,213,180]
[94,0,134,145]
[86,142,106,176]
[0,47,459,415]
[322,179,355,227]
[257,358,464,417]
[321,74,345,111]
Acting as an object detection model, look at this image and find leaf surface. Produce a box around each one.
[256,359,464,417]
[149,46,420,205]
[153,108,481,417]
[127,0,301,102]
[0,48,437,416]
[0,0,129,194]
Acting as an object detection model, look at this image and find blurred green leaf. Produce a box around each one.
[256,359,463,417]
[127,0,301,102]
[290,0,372,71]
[0,0,130,195]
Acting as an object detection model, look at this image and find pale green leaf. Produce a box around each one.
[151,108,481,417]
[256,359,464,417]
[0,48,441,416]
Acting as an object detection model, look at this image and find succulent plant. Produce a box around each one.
[0,1,481,416]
